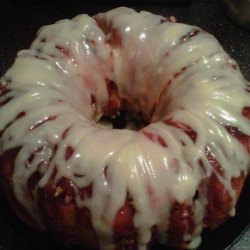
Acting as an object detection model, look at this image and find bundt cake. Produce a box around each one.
[0,7,249,250]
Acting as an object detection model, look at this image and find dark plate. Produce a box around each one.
[0,0,249,249]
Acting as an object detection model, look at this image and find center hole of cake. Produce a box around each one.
[96,80,149,131]
[99,111,148,131]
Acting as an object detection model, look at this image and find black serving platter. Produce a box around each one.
[0,0,249,249]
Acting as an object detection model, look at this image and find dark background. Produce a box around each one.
[0,0,249,249]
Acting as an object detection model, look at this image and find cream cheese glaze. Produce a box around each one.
[0,7,250,250]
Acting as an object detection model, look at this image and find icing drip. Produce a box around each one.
[0,7,249,249]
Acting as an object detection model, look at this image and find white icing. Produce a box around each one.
[0,7,250,249]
